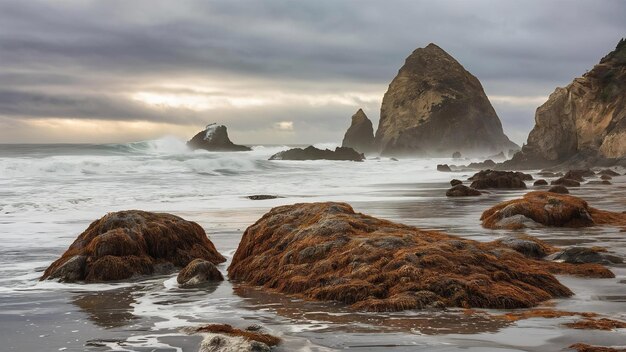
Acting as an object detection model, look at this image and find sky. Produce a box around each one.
[0,0,625,145]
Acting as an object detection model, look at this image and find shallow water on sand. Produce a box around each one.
[0,139,625,351]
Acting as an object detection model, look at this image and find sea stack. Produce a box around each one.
[504,39,626,169]
[374,43,517,156]
[187,124,251,152]
[341,108,375,153]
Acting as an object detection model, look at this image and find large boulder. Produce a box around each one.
[341,109,375,153]
[503,39,626,169]
[228,202,588,311]
[481,191,626,230]
[41,211,226,282]
[468,170,531,189]
[187,124,251,152]
[373,43,517,156]
[269,146,364,161]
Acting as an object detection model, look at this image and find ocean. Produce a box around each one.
[0,137,624,351]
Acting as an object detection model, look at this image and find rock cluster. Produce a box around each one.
[269,146,364,161]
[41,210,226,282]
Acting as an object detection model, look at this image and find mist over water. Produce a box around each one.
[0,137,625,351]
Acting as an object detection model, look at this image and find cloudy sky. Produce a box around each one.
[0,0,624,145]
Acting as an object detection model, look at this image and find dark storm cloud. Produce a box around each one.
[0,0,625,143]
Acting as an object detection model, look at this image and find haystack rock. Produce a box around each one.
[341,108,375,153]
[504,39,626,169]
[187,124,251,152]
[41,210,226,282]
[227,202,616,312]
[374,43,517,156]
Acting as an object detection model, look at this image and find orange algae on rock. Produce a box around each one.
[193,324,281,346]
[481,191,626,230]
[41,210,225,282]
[228,202,580,311]
[569,343,626,352]
[565,317,626,331]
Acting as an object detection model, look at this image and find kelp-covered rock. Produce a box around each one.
[468,170,531,189]
[481,191,626,230]
[228,202,585,311]
[41,211,226,282]
[269,146,364,161]
[189,324,280,352]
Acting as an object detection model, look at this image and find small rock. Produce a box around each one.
[450,179,462,186]
[452,151,462,159]
[587,180,612,185]
[598,169,620,177]
[534,179,548,186]
[600,175,612,180]
[177,259,224,287]
[446,184,481,197]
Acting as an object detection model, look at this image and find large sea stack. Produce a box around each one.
[504,39,626,169]
[341,108,375,153]
[187,124,251,152]
[374,43,517,156]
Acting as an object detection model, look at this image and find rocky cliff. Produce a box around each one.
[341,108,375,153]
[504,39,626,169]
[374,43,517,156]
[187,124,251,152]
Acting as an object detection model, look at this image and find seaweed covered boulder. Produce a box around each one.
[228,202,581,311]
[468,170,531,189]
[269,146,364,161]
[481,191,626,230]
[41,211,226,282]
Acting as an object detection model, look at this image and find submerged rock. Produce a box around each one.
[548,185,570,194]
[374,43,517,156]
[187,124,251,152]
[177,259,224,288]
[269,146,364,161]
[551,178,581,187]
[446,184,481,197]
[598,169,620,176]
[481,191,626,230]
[41,211,226,282]
[228,202,583,311]
[468,170,531,189]
[247,195,282,200]
[341,109,375,153]
[547,247,623,265]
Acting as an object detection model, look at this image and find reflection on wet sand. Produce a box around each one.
[233,285,511,335]
[72,287,140,328]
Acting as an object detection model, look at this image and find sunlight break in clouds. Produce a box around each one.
[274,121,294,131]
[132,89,382,111]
